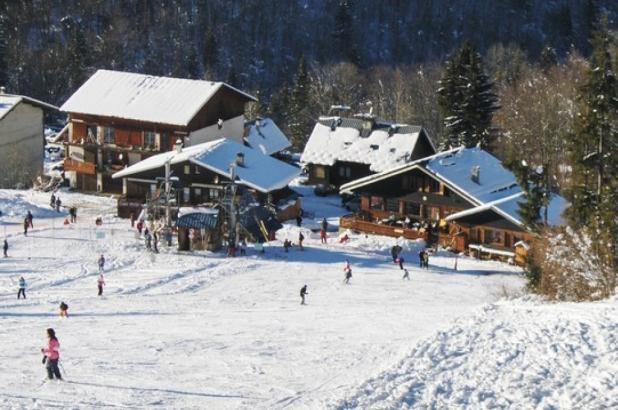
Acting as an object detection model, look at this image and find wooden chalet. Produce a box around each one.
[300,113,435,187]
[340,147,568,262]
[111,138,301,219]
[59,69,257,193]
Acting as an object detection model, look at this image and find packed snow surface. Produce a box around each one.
[338,297,618,409]
[6,187,610,409]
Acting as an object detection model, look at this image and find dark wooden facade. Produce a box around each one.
[305,128,436,187]
[64,86,252,194]
[343,165,532,261]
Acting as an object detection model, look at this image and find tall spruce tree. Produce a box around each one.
[288,55,311,149]
[566,15,618,234]
[332,0,360,65]
[509,159,549,231]
[438,41,499,149]
[202,27,218,78]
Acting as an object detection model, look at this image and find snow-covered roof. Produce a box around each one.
[0,94,58,120]
[342,146,569,228]
[300,118,432,172]
[112,138,300,193]
[60,70,257,127]
[244,118,291,155]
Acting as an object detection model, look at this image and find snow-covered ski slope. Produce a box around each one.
[4,187,601,409]
[338,297,618,409]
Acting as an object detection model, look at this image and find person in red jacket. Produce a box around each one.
[97,274,105,296]
[41,328,62,380]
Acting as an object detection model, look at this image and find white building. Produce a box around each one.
[0,91,58,188]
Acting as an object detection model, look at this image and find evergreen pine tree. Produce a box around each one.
[566,15,617,232]
[185,45,200,79]
[332,0,360,65]
[0,13,8,87]
[509,159,548,231]
[288,55,311,149]
[437,41,499,149]
[202,27,218,78]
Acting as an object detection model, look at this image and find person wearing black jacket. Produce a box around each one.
[300,285,308,305]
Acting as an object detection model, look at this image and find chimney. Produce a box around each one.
[174,138,183,153]
[470,165,480,183]
[235,152,245,167]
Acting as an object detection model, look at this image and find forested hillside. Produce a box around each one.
[0,0,615,106]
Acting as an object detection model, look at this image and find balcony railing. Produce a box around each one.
[340,215,427,240]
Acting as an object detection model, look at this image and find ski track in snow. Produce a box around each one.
[8,188,611,409]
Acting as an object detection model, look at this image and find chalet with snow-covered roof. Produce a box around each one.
[339,147,568,262]
[0,90,58,188]
[60,69,257,193]
[112,137,300,219]
[300,114,435,187]
[243,117,291,157]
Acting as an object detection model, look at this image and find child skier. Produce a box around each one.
[3,239,7,257]
[97,274,105,296]
[343,259,352,284]
[298,232,304,251]
[403,269,410,280]
[59,302,69,318]
[41,328,62,380]
[300,284,308,305]
[27,210,33,228]
[17,276,26,299]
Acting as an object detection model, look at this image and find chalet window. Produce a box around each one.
[183,187,190,203]
[184,165,191,175]
[314,166,326,179]
[208,188,220,199]
[483,229,503,245]
[160,132,170,150]
[104,127,114,144]
[370,196,384,210]
[428,206,440,221]
[144,131,156,148]
[405,202,421,216]
[339,166,351,178]
[386,198,400,213]
[193,188,202,202]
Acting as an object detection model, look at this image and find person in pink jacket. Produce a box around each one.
[41,328,62,380]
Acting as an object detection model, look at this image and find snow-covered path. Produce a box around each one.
[0,189,524,409]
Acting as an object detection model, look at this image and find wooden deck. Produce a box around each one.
[339,215,427,240]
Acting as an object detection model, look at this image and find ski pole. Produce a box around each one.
[58,360,67,378]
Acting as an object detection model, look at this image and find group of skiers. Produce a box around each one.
[50,193,62,212]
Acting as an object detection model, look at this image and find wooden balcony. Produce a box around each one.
[340,215,427,240]
[64,158,95,175]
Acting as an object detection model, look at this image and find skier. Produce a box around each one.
[27,210,33,228]
[41,328,62,380]
[423,251,429,269]
[239,238,247,256]
[403,269,410,280]
[418,250,425,268]
[23,217,29,236]
[391,245,398,262]
[59,302,69,318]
[343,259,352,284]
[55,197,62,212]
[321,217,328,231]
[97,274,105,296]
[397,254,405,270]
[300,284,308,305]
[69,207,77,223]
[153,231,159,253]
[17,276,26,299]
[320,228,327,244]
[283,239,291,253]
[3,239,7,257]
[98,254,105,272]
[298,231,304,251]
[50,193,56,208]
[145,231,152,250]
[136,220,144,234]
